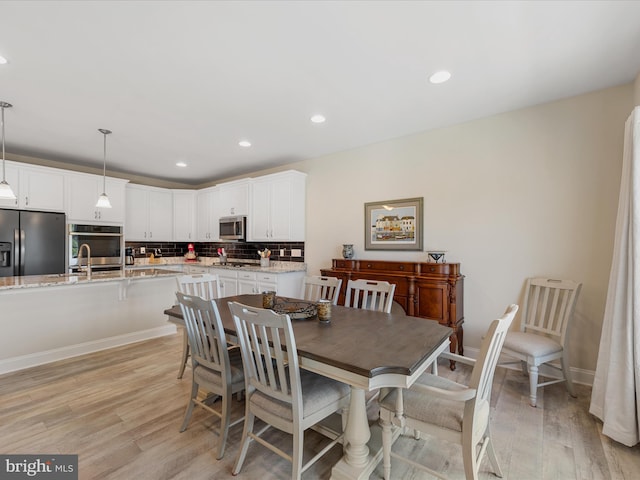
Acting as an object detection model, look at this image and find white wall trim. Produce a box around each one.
[0,324,177,375]
[464,346,595,386]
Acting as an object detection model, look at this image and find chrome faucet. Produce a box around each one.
[77,243,92,277]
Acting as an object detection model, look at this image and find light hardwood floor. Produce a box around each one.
[1,331,638,479]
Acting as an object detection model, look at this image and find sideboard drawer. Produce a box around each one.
[418,263,460,276]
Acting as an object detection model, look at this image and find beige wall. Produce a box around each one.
[635,71,640,105]
[288,83,633,373]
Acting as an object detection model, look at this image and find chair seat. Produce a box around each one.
[380,374,488,433]
[194,347,244,387]
[503,331,562,357]
[251,370,350,423]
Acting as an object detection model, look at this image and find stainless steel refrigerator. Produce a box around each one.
[0,209,66,277]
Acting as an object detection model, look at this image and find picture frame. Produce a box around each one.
[364,197,423,251]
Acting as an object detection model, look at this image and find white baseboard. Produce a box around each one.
[463,346,595,386]
[0,324,177,375]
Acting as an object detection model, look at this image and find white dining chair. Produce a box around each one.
[500,277,582,407]
[344,279,396,313]
[378,304,518,480]
[176,292,245,459]
[228,301,350,480]
[300,275,342,305]
[175,273,222,379]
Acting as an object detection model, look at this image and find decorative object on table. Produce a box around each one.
[258,248,271,267]
[342,244,354,259]
[317,299,332,323]
[272,299,318,320]
[364,197,423,251]
[262,290,276,309]
[426,250,446,263]
[185,243,198,262]
[217,247,227,265]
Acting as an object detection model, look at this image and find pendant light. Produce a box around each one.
[0,101,16,200]
[96,128,112,208]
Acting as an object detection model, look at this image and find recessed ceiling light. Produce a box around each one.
[0,55,8,65]
[429,70,451,84]
[176,161,187,167]
[310,114,326,124]
[239,140,251,148]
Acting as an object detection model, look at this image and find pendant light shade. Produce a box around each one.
[96,128,112,208]
[0,101,16,200]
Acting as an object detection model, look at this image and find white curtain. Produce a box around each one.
[589,106,640,447]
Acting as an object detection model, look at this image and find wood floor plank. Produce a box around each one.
[2,332,640,479]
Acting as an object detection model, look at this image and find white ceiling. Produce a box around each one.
[1,0,639,185]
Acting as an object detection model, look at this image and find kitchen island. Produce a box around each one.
[0,268,182,374]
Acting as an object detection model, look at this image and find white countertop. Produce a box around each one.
[130,257,307,274]
[0,267,182,291]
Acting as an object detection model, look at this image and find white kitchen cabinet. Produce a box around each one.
[210,268,238,297]
[195,186,219,241]
[238,271,278,294]
[0,163,19,209]
[249,170,306,241]
[256,272,278,293]
[18,166,65,212]
[65,172,127,223]
[218,179,250,217]
[184,265,303,298]
[125,184,173,241]
[238,271,258,295]
[1,162,66,212]
[172,190,196,241]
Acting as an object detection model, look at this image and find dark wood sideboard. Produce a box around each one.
[321,259,464,365]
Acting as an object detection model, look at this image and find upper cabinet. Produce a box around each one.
[249,170,306,242]
[125,184,173,241]
[65,172,128,224]
[218,179,250,217]
[0,163,20,209]
[195,186,219,241]
[0,161,65,212]
[172,189,196,242]
[19,166,65,212]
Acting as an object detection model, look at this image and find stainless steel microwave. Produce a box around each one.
[219,215,246,241]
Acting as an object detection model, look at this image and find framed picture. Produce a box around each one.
[364,197,423,251]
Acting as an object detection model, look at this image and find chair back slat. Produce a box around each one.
[229,302,301,408]
[521,278,582,343]
[176,274,222,300]
[301,276,342,305]
[344,279,396,313]
[176,292,229,377]
[469,304,518,405]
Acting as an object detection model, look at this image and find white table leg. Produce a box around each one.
[331,387,372,479]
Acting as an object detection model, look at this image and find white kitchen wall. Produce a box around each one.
[287,83,633,376]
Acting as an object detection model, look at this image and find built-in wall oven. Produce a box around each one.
[68,224,123,272]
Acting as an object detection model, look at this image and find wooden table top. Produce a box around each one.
[165,294,452,380]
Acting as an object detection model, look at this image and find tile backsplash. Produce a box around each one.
[125,241,305,262]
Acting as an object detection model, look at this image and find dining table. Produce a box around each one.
[165,293,452,480]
